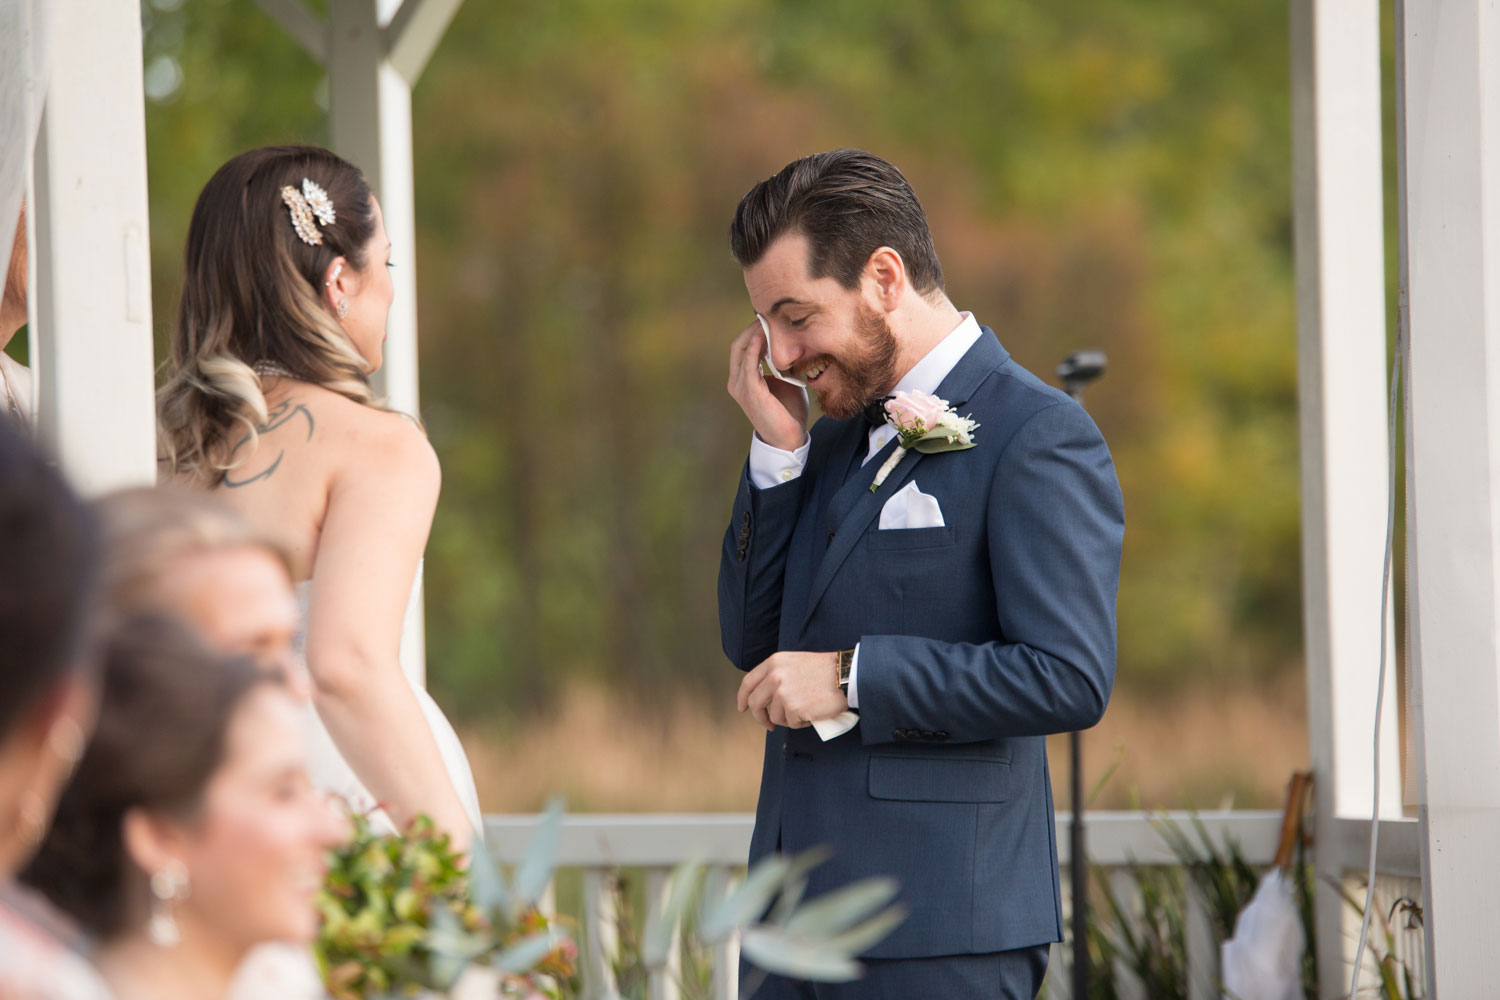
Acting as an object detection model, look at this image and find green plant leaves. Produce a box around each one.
[493,932,564,974]
[316,811,906,998]
[780,877,900,939]
[699,855,791,942]
[515,797,566,909]
[643,857,704,965]
[315,809,577,1000]
[739,928,862,981]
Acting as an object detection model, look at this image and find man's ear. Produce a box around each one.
[863,247,907,311]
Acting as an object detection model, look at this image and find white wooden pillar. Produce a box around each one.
[327,0,420,416]
[1290,0,1402,993]
[31,0,157,495]
[257,0,464,685]
[1398,0,1500,992]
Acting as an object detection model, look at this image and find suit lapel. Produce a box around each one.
[794,329,1010,635]
[781,417,867,634]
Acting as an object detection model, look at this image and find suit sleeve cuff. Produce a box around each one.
[748,432,810,490]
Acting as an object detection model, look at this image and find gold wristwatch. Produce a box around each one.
[834,648,855,694]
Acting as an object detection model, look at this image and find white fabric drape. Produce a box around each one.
[0,0,53,286]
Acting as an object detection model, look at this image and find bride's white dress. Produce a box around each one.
[230,563,482,1000]
[296,561,484,835]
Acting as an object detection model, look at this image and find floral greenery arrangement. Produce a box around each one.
[316,801,905,1000]
[637,849,908,1000]
[315,810,577,1000]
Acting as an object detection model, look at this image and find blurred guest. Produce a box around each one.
[95,487,305,694]
[94,488,325,999]
[21,617,347,1000]
[1,203,31,425]
[0,422,107,997]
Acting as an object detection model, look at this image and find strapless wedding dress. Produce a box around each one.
[296,561,484,835]
[230,564,483,1000]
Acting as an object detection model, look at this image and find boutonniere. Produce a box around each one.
[870,390,980,492]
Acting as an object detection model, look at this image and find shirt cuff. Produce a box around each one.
[748,432,810,490]
[845,643,860,709]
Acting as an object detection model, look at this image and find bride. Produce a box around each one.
[157,145,482,847]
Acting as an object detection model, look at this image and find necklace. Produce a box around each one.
[251,359,296,380]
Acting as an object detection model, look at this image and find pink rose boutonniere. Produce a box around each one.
[869,389,980,491]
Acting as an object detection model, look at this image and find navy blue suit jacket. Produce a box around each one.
[718,328,1124,959]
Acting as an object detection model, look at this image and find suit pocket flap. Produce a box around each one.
[868,755,1014,803]
[867,525,957,551]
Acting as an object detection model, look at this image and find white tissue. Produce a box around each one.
[758,314,807,388]
[813,711,860,741]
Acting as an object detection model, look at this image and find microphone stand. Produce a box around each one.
[1055,350,1107,1000]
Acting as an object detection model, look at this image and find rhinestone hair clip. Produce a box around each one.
[280,178,337,246]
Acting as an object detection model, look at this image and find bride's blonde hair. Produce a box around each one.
[158,145,380,486]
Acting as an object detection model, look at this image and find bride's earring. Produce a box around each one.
[147,860,191,947]
[325,263,348,320]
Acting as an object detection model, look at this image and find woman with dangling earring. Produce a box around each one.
[0,423,108,1000]
[20,617,347,1000]
[156,145,482,847]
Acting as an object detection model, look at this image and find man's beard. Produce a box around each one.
[813,304,899,421]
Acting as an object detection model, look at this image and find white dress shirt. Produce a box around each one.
[747,312,986,713]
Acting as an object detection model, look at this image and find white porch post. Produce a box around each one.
[1398,0,1500,992]
[325,0,427,683]
[327,0,420,418]
[31,0,157,495]
[323,0,461,420]
[1289,0,1401,993]
[257,0,465,685]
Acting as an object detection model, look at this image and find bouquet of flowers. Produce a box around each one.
[315,802,905,999]
[315,810,576,1000]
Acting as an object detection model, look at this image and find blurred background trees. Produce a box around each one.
[135,0,1385,809]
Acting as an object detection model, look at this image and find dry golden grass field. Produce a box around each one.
[459,674,1311,815]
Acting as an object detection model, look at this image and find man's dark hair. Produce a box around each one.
[728,149,944,295]
[0,422,100,735]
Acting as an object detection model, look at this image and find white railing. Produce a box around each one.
[483,811,1424,1000]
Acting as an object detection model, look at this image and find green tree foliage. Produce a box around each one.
[142,0,1318,720]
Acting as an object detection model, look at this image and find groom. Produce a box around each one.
[717,149,1125,999]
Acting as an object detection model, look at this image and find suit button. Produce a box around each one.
[827,531,835,543]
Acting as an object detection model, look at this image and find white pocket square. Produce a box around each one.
[878,480,945,531]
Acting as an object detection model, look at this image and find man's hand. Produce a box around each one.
[728,320,809,453]
[738,651,848,731]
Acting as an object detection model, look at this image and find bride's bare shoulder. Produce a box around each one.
[294,385,438,485]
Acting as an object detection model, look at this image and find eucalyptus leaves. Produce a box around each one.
[315,803,906,999]
[643,847,907,998]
